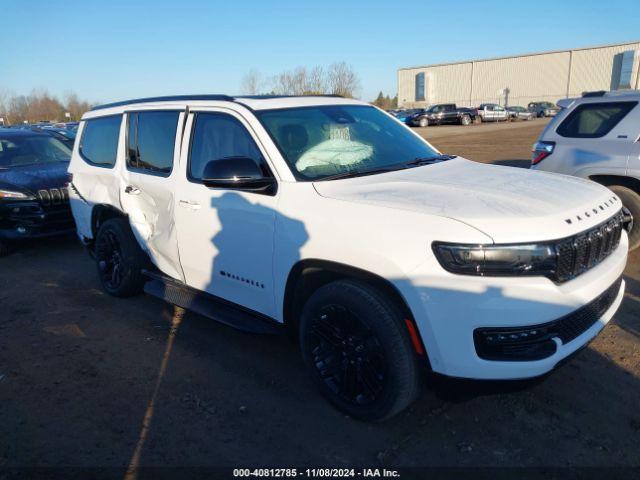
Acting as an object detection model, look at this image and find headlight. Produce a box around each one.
[0,189,35,200]
[432,242,557,277]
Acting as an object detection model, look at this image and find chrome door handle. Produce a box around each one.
[179,199,201,210]
[125,185,141,195]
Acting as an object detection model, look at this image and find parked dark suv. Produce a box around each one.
[0,129,75,255]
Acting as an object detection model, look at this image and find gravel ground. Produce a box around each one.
[0,119,638,473]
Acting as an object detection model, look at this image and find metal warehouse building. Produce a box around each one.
[398,41,640,109]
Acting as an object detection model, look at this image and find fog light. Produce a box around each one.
[474,325,556,361]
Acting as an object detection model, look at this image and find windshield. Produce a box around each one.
[257,105,440,181]
[0,135,71,168]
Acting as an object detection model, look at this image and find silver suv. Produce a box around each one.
[531,90,640,249]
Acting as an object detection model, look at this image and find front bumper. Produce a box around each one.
[0,198,75,240]
[399,232,628,379]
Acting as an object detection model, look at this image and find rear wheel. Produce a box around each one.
[609,185,640,251]
[299,279,421,421]
[460,114,471,126]
[94,218,147,297]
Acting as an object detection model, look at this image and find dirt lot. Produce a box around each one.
[1,119,639,474]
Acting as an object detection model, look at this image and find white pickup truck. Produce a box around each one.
[68,94,628,420]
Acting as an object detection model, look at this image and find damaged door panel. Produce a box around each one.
[118,109,186,282]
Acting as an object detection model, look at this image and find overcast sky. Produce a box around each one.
[1,0,638,103]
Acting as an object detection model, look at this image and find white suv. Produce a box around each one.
[531,91,640,250]
[68,95,628,420]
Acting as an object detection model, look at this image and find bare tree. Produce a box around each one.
[244,62,360,98]
[326,62,360,98]
[240,69,263,95]
[305,66,325,94]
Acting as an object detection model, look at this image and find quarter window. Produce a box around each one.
[127,111,180,175]
[79,115,122,167]
[557,101,637,138]
[189,113,268,181]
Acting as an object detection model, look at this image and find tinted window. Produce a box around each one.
[557,101,637,138]
[415,73,425,102]
[80,115,121,167]
[127,111,180,175]
[189,113,267,181]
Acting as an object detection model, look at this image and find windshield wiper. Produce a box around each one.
[404,154,456,167]
[319,166,403,181]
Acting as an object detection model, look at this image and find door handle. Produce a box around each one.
[179,199,201,210]
[125,185,141,195]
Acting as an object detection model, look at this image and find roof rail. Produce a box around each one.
[582,90,607,98]
[91,94,234,111]
[235,94,344,99]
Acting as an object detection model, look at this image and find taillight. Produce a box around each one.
[531,141,555,165]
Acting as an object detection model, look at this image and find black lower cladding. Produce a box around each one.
[0,187,74,239]
[474,277,623,361]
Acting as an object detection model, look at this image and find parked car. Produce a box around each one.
[528,101,560,117]
[477,103,510,122]
[408,103,476,127]
[507,106,536,121]
[38,127,77,148]
[531,90,640,250]
[0,128,75,256]
[392,109,421,124]
[69,94,627,420]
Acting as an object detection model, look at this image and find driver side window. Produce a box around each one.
[189,113,268,181]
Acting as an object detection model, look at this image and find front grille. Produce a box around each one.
[474,276,623,361]
[555,276,622,343]
[37,187,69,206]
[555,210,624,283]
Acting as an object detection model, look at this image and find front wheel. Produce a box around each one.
[94,218,147,297]
[299,279,421,421]
[609,185,640,250]
[418,117,428,128]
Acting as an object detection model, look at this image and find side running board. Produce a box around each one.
[142,270,281,335]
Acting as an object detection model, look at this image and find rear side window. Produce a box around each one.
[127,111,180,175]
[557,101,637,138]
[80,115,122,167]
[188,113,267,181]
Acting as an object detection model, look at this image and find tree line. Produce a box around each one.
[241,63,396,110]
[241,62,362,98]
[0,90,92,125]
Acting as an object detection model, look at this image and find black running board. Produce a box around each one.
[142,270,281,335]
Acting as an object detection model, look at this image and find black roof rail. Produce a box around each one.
[582,90,607,98]
[90,94,234,111]
[236,94,345,99]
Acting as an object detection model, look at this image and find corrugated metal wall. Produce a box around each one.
[398,42,640,108]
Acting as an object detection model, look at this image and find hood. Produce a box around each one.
[0,162,70,194]
[313,158,621,243]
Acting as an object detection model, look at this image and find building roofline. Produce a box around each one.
[398,40,640,71]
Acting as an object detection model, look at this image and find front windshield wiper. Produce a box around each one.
[404,154,456,167]
[319,166,404,181]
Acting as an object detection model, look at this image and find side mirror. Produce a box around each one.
[201,157,276,194]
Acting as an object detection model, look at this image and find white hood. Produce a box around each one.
[313,158,622,243]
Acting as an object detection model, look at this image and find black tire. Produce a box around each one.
[94,217,147,297]
[460,114,471,126]
[609,185,640,251]
[0,240,8,257]
[299,279,421,421]
[418,117,428,128]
